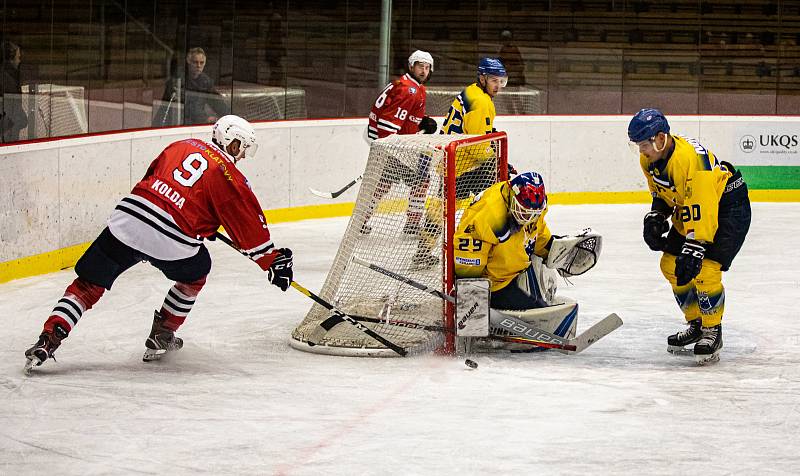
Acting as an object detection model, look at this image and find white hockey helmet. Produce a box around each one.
[212,115,258,161]
[408,50,434,71]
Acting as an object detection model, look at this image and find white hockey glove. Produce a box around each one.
[545,229,602,277]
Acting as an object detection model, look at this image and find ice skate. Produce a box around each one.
[24,324,68,374]
[694,324,723,365]
[143,310,183,362]
[667,318,702,355]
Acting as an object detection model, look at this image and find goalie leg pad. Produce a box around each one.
[476,299,579,352]
[489,258,556,310]
[455,279,490,337]
[495,297,579,340]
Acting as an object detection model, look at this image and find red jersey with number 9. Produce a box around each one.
[107,138,276,268]
[367,73,426,141]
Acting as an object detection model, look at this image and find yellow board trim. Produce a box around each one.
[265,203,354,223]
[548,191,652,204]
[0,242,90,284]
[1,191,797,284]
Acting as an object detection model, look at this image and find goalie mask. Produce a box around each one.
[509,172,547,226]
[212,115,259,162]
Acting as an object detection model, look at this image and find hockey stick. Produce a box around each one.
[351,256,619,353]
[344,313,575,351]
[213,232,407,356]
[350,256,455,303]
[309,175,363,199]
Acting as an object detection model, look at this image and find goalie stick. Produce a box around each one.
[309,175,363,199]
[213,232,407,357]
[351,256,620,353]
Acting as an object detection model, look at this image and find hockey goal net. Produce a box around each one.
[290,132,508,356]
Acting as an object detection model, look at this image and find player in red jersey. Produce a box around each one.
[24,115,294,370]
[367,50,435,140]
[362,50,437,235]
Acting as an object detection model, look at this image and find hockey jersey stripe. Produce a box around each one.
[119,196,201,245]
[244,241,274,260]
[377,119,401,131]
[652,175,671,188]
[367,126,379,140]
[115,202,201,248]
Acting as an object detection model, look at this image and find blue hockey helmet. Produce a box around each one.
[478,57,507,77]
[509,172,547,225]
[628,108,670,142]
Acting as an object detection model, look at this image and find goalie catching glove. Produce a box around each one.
[267,248,294,291]
[544,229,603,277]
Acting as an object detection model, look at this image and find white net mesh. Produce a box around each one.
[19,84,88,139]
[224,86,307,121]
[426,86,545,116]
[291,132,507,356]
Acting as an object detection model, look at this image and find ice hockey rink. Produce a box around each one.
[1,202,798,475]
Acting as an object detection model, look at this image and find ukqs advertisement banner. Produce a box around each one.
[733,124,800,190]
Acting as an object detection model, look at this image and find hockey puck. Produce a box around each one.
[464,358,478,369]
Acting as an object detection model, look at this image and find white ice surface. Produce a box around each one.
[2,203,799,475]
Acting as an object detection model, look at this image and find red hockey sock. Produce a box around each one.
[44,278,105,334]
[159,277,207,331]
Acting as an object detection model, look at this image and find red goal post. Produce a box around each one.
[290,132,508,356]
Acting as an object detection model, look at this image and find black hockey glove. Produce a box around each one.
[268,248,294,292]
[419,116,437,134]
[675,239,705,286]
[642,211,669,251]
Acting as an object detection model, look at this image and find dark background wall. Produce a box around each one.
[1,0,798,141]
